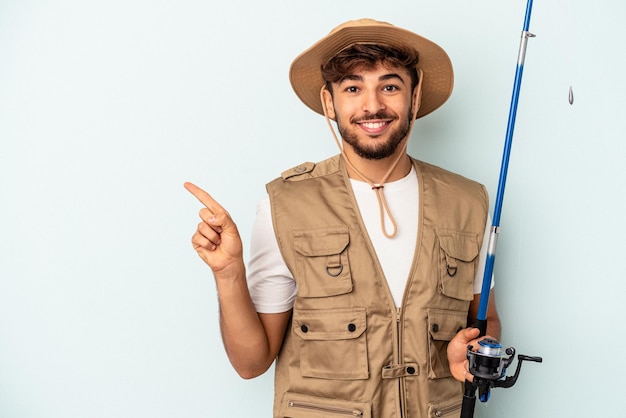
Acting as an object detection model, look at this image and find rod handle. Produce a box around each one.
[461,380,477,418]
[473,318,488,338]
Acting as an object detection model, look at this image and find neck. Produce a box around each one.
[342,145,412,184]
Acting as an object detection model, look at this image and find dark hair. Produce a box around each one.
[321,43,419,93]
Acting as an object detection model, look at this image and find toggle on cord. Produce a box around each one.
[461,1,543,417]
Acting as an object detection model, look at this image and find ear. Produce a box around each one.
[321,87,336,120]
[412,86,422,116]
[411,68,424,118]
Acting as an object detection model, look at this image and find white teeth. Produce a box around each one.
[362,122,385,129]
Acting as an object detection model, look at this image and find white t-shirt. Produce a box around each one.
[247,167,493,313]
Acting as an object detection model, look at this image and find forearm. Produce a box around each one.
[485,310,501,341]
[214,263,274,379]
[467,291,500,339]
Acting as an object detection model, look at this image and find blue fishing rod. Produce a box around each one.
[461,1,542,416]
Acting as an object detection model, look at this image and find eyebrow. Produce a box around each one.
[338,73,407,85]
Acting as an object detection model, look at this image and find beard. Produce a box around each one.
[337,111,412,160]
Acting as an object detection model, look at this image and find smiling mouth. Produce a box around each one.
[357,119,391,135]
[360,121,387,129]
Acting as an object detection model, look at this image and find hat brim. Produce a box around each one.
[289,19,454,119]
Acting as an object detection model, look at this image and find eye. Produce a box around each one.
[383,84,400,92]
[344,85,360,93]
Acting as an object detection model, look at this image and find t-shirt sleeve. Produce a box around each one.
[247,196,297,313]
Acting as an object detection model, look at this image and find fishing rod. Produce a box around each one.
[461,1,542,416]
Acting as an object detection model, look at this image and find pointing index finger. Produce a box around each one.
[184,181,222,213]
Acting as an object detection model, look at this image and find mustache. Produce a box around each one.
[351,111,395,123]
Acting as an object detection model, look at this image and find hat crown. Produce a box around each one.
[328,18,394,34]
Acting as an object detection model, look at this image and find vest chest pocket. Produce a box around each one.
[435,228,480,302]
[293,226,352,298]
[293,307,368,380]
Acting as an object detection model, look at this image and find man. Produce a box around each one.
[186,18,500,418]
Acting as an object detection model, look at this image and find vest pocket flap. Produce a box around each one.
[427,309,466,341]
[293,308,366,341]
[435,228,479,262]
[293,226,350,257]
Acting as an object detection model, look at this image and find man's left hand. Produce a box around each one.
[447,327,486,382]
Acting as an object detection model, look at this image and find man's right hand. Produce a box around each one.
[184,182,244,276]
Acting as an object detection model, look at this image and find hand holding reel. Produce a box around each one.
[466,338,542,400]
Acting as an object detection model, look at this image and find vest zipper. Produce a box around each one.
[396,307,407,417]
[287,400,364,417]
[432,402,461,417]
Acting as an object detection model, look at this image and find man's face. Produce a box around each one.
[324,63,414,160]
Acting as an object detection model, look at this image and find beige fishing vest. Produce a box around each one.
[266,155,488,418]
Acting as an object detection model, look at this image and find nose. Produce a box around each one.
[362,90,385,114]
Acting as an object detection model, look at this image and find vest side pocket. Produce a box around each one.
[293,226,352,298]
[427,397,462,417]
[426,309,467,379]
[278,391,372,417]
[293,307,368,380]
[435,228,480,301]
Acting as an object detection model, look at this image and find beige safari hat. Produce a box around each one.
[289,18,454,119]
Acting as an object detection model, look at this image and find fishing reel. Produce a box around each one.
[461,338,542,418]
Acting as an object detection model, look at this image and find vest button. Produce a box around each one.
[347,323,356,332]
[432,324,440,332]
[406,366,416,375]
[300,325,308,333]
